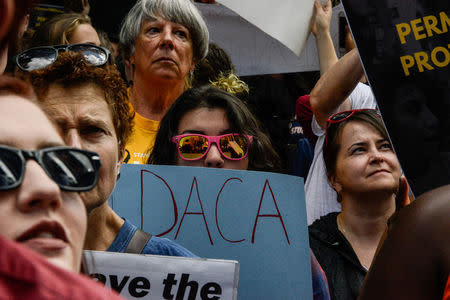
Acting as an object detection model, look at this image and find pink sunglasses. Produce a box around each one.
[171,133,253,161]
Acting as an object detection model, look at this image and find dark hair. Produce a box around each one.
[64,0,87,13]
[323,109,389,179]
[192,43,235,87]
[149,85,281,172]
[22,51,133,153]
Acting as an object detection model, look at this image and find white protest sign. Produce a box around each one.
[217,0,327,56]
[298,3,345,71]
[83,250,239,300]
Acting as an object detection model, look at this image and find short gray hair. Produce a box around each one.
[119,0,209,61]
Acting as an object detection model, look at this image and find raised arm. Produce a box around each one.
[310,0,337,75]
[310,48,365,128]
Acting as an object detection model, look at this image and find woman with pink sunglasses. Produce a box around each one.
[309,109,402,300]
[148,85,281,171]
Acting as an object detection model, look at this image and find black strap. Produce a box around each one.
[125,229,152,254]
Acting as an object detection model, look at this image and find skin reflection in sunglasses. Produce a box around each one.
[176,107,249,170]
[0,95,86,272]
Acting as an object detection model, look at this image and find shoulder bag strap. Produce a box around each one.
[125,229,152,254]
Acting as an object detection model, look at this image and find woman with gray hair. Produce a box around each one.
[119,0,209,164]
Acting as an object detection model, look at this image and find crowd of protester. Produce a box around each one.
[0,0,449,299]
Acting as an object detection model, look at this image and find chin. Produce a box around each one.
[82,188,111,214]
[47,255,79,272]
[367,183,398,196]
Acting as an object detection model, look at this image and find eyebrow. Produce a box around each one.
[180,129,233,135]
[347,141,366,151]
[78,117,110,129]
[376,138,389,144]
[55,116,110,131]
[347,138,390,150]
[37,141,65,149]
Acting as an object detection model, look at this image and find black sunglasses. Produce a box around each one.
[0,145,101,192]
[14,43,110,72]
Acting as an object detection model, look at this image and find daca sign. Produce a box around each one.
[110,165,311,299]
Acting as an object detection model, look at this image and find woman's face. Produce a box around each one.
[331,120,401,197]
[0,95,87,272]
[176,107,249,170]
[130,17,195,84]
[41,83,121,213]
[69,23,101,46]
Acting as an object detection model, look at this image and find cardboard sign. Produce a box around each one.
[196,3,306,76]
[84,251,239,300]
[197,2,346,75]
[342,0,450,196]
[217,0,326,57]
[110,165,312,299]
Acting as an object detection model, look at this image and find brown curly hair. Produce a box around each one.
[21,51,133,152]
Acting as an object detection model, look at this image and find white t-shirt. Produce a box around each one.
[305,83,377,225]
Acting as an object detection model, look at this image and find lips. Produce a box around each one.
[155,57,177,64]
[368,169,390,177]
[16,220,69,253]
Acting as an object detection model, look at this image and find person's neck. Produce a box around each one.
[339,191,394,239]
[83,202,125,251]
[131,75,185,121]
[338,191,395,268]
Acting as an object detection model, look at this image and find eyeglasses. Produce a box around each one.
[171,134,253,161]
[325,109,380,144]
[14,44,110,71]
[0,145,101,192]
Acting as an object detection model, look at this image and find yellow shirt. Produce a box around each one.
[124,105,160,164]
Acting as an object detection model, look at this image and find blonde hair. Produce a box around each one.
[29,13,92,47]
[211,73,249,99]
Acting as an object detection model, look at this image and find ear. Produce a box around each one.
[329,174,342,194]
[129,53,135,65]
[189,58,195,72]
[0,0,15,44]
[117,148,125,176]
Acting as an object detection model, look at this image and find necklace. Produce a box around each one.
[336,213,347,235]
[336,213,370,270]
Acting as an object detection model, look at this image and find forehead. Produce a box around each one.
[70,24,101,46]
[178,107,230,134]
[141,17,188,30]
[0,96,63,149]
[41,83,112,119]
[339,121,383,145]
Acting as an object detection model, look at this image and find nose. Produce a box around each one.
[160,27,174,49]
[65,129,82,149]
[16,160,62,212]
[204,144,225,168]
[369,150,385,165]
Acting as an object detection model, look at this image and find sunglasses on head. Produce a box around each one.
[325,109,380,144]
[0,145,101,192]
[171,133,253,161]
[14,43,110,72]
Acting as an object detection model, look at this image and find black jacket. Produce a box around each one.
[309,212,366,300]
